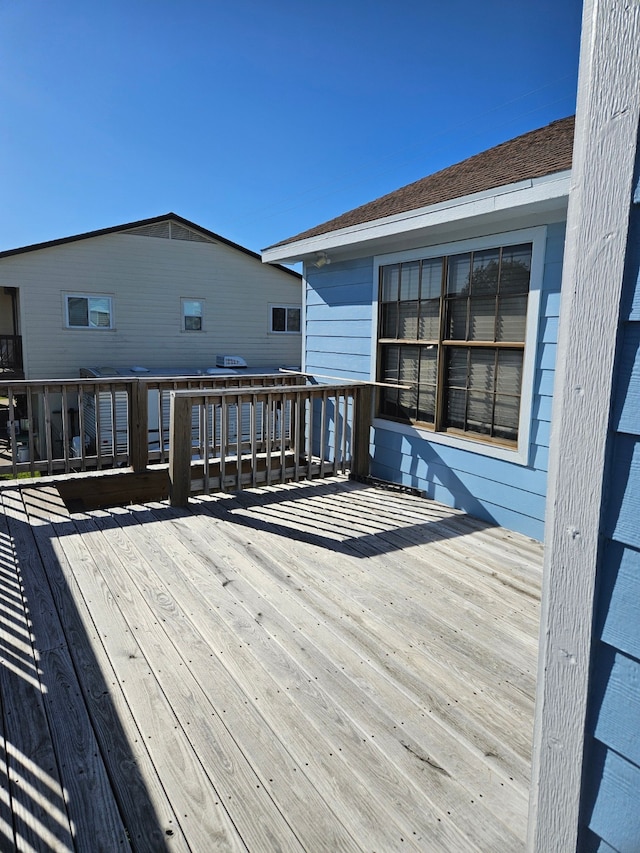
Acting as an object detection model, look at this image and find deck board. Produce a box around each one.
[0,476,543,852]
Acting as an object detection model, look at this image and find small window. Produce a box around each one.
[271,305,301,333]
[182,299,203,331]
[65,294,113,329]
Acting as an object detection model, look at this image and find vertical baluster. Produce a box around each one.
[203,394,210,496]
[77,383,87,471]
[61,385,71,473]
[265,392,273,485]
[220,395,227,492]
[25,386,36,476]
[43,386,53,475]
[319,388,328,479]
[341,392,348,475]
[236,394,242,492]
[250,394,258,488]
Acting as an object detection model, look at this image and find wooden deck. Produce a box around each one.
[0,476,542,852]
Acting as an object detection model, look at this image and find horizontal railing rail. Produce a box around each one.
[0,373,306,480]
[168,382,372,505]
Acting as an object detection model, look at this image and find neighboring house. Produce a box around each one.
[0,213,302,380]
[263,116,574,540]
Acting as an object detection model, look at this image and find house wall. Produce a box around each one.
[0,231,302,379]
[578,178,640,851]
[304,221,565,540]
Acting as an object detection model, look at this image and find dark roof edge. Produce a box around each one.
[0,212,302,280]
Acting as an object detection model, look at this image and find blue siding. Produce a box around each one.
[579,171,640,849]
[305,257,373,381]
[303,223,566,540]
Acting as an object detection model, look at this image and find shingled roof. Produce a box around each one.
[269,115,575,248]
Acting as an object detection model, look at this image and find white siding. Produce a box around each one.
[0,230,302,378]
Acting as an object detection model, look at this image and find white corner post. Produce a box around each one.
[528,1,640,851]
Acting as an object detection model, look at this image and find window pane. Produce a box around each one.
[381,303,398,338]
[499,244,532,294]
[421,258,443,300]
[183,300,202,318]
[381,265,400,302]
[467,392,493,435]
[398,301,418,339]
[469,297,496,341]
[496,294,527,341]
[418,299,440,340]
[398,346,418,420]
[469,349,495,392]
[286,308,301,332]
[68,297,88,327]
[446,388,467,430]
[88,297,111,327]
[496,350,523,395]
[400,261,420,301]
[185,316,202,331]
[417,347,437,424]
[447,348,469,388]
[272,307,286,331]
[493,395,520,440]
[447,253,471,295]
[471,249,500,296]
[446,297,468,340]
[381,345,400,383]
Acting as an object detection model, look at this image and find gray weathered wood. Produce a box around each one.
[529,1,640,851]
[168,392,193,506]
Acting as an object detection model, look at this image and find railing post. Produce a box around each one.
[350,384,372,480]
[169,392,193,507]
[129,380,149,473]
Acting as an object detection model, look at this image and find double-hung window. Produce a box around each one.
[182,298,204,331]
[377,241,533,447]
[65,294,113,329]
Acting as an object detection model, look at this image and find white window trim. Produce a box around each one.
[270,303,302,334]
[371,225,547,466]
[63,292,115,330]
[181,297,205,332]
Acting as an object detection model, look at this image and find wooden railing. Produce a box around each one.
[168,383,372,505]
[0,374,306,479]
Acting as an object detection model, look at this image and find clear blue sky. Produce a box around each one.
[0,0,583,256]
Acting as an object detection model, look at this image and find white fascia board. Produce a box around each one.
[262,171,571,264]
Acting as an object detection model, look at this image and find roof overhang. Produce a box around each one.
[262,170,571,265]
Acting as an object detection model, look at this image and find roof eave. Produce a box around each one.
[262,171,572,265]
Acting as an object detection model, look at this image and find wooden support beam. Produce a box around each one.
[350,384,372,480]
[169,393,193,507]
[129,380,149,474]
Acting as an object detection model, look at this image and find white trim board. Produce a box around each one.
[263,173,570,265]
[528,0,640,851]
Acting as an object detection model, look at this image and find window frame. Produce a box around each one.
[371,227,546,465]
[64,293,114,330]
[181,297,204,332]
[270,303,301,334]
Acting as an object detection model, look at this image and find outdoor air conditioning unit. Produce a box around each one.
[215,354,247,368]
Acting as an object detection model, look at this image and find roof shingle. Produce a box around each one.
[269,115,575,248]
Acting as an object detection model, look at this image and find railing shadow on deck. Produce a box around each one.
[62,477,493,560]
[0,489,172,852]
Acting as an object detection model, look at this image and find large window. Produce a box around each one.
[377,242,532,446]
[65,294,113,329]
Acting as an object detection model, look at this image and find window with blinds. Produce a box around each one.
[377,242,532,445]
